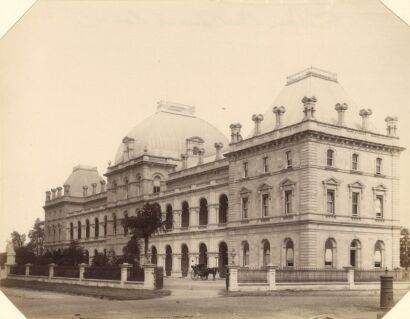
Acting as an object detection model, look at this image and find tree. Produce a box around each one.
[27,218,45,256]
[60,241,86,266]
[401,227,410,268]
[11,231,26,249]
[123,203,165,263]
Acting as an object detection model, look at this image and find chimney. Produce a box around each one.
[46,191,51,202]
[214,142,224,160]
[385,116,398,136]
[51,188,57,199]
[302,96,317,121]
[57,187,62,197]
[83,186,88,197]
[251,114,264,136]
[91,183,97,195]
[359,108,372,131]
[335,103,348,126]
[197,148,205,165]
[181,153,188,169]
[272,106,286,129]
[229,123,243,143]
[63,184,70,196]
[100,180,106,193]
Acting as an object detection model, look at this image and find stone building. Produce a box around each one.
[43,67,404,277]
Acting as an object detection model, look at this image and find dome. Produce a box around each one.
[114,101,229,164]
[256,67,380,136]
[64,165,105,197]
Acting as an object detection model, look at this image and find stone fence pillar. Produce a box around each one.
[265,265,278,291]
[143,264,156,290]
[25,263,32,276]
[79,263,88,281]
[120,263,132,285]
[5,241,16,277]
[48,263,57,279]
[228,265,239,292]
[344,266,355,289]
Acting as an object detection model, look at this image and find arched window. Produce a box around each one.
[85,219,90,239]
[199,198,208,226]
[123,212,128,235]
[181,201,190,228]
[77,221,82,239]
[374,241,384,268]
[112,213,117,235]
[70,222,74,240]
[242,241,250,267]
[165,204,173,230]
[199,243,208,266]
[94,217,99,238]
[326,149,334,167]
[151,246,158,265]
[285,239,294,267]
[153,176,161,194]
[352,153,359,170]
[104,216,107,236]
[165,245,172,276]
[350,239,361,268]
[263,240,270,266]
[219,194,228,224]
[325,238,336,268]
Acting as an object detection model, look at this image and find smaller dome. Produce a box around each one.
[64,165,105,197]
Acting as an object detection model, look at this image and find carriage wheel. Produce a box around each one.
[190,269,197,280]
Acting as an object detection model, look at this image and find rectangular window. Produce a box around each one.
[285,190,292,215]
[376,158,382,175]
[262,193,269,217]
[352,192,360,216]
[242,197,249,219]
[376,195,384,218]
[286,151,292,168]
[243,162,248,178]
[263,157,268,173]
[327,150,334,167]
[327,190,335,214]
[352,154,359,170]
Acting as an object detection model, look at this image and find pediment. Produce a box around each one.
[349,180,365,189]
[323,177,340,186]
[258,183,272,191]
[373,184,388,192]
[239,187,252,195]
[280,178,296,187]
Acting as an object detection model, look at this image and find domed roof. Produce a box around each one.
[256,67,380,136]
[64,165,105,197]
[114,101,229,164]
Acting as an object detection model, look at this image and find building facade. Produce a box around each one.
[43,67,404,277]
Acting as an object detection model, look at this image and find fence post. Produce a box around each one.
[143,264,156,290]
[227,265,239,292]
[265,265,278,291]
[79,263,88,281]
[344,266,354,289]
[120,263,132,286]
[48,263,56,279]
[5,241,16,277]
[25,263,32,276]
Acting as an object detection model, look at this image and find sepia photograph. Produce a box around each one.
[1,0,410,318]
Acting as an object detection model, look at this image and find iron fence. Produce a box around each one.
[276,268,348,283]
[30,265,49,277]
[53,266,80,278]
[84,266,121,281]
[354,269,410,282]
[128,265,144,282]
[238,267,268,283]
[9,265,25,275]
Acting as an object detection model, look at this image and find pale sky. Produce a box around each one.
[0,0,409,252]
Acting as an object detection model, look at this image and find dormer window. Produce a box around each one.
[326,149,334,167]
[352,154,359,171]
[153,176,161,194]
[286,151,292,168]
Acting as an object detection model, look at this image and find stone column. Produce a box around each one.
[48,263,57,279]
[25,263,32,276]
[228,265,239,292]
[174,211,181,230]
[344,266,355,289]
[143,264,156,290]
[51,188,57,200]
[79,263,88,281]
[190,207,198,229]
[120,263,132,285]
[265,265,278,291]
[208,204,218,226]
[57,187,62,197]
[172,253,182,277]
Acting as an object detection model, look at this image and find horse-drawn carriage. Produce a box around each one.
[190,263,218,280]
